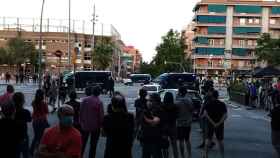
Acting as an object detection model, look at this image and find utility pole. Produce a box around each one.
[91,4,97,70]
[38,0,45,89]
[67,0,71,70]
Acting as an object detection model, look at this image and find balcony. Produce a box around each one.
[195,34,226,38]
[232,45,256,49]
[233,13,261,17]
[270,24,280,29]
[231,65,252,71]
[231,55,256,60]
[193,43,225,48]
[195,23,226,27]
[192,54,224,59]
[232,34,260,39]
[195,64,225,70]
[84,47,92,52]
[195,11,226,16]
[84,60,91,64]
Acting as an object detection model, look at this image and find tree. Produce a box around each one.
[92,39,114,70]
[0,47,8,65]
[142,29,191,76]
[6,36,38,71]
[256,33,280,66]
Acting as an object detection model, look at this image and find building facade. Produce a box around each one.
[0,17,123,77]
[191,0,280,76]
[123,46,142,73]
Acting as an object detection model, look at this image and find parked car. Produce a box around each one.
[142,84,163,94]
[159,89,202,121]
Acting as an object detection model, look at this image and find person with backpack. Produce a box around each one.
[134,88,148,138]
[65,91,81,131]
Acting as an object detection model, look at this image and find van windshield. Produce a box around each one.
[130,74,151,83]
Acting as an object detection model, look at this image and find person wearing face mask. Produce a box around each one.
[37,105,82,158]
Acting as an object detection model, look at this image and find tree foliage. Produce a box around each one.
[0,35,38,71]
[92,39,114,70]
[256,33,280,66]
[140,29,191,76]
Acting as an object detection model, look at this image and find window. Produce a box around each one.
[270,19,276,25]
[239,40,245,47]
[249,19,254,24]
[219,39,224,46]
[255,19,260,24]
[248,40,253,46]
[240,18,246,25]
[209,39,215,46]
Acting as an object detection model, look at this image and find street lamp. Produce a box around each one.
[38,0,45,89]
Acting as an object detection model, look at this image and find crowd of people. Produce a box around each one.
[0,75,280,158]
[0,72,38,84]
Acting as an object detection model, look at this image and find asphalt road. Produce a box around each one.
[0,83,277,158]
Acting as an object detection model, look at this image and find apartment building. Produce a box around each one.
[191,0,280,76]
[123,46,142,73]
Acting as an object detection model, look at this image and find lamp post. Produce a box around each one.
[38,0,45,89]
[67,0,71,69]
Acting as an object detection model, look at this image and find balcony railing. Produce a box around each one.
[195,64,225,70]
[194,43,225,48]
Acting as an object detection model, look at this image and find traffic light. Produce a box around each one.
[72,47,79,64]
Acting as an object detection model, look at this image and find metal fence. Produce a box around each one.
[0,17,121,39]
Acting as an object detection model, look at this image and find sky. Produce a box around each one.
[0,0,198,62]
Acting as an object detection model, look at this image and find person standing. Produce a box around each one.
[175,86,193,158]
[65,91,81,131]
[37,105,82,158]
[141,93,163,158]
[49,80,58,112]
[103,94,134,158]
[204,90,227,158]
[30,89,50,156]
[0,103,24,158]
[0,84,14,106]
[134,89,148,136]
[13,92,32,158]
[271,90,280,158]
[80,86,104,158]
[161,92,178,158]
[59,83,67,105]
[107,76,115,97]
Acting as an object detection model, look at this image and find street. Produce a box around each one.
[0,83,276,158]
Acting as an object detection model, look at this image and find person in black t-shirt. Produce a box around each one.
[271,90,280,158]
[0,102,24,158]
[13,92,32,158]
[203,90,227,158]
[65,91,81,131]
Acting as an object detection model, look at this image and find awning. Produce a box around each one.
[272,7,280,14]
[194,48,225,55]
[208,26,226,34]
[193,37,208,44]
[197,15,226,23]
[234,5,261,14]
[208,4,227,13]
[232,48,248,56]
[233,27,261,34]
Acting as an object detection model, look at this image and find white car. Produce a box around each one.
[123,78,133,86]
[142,84,163,94]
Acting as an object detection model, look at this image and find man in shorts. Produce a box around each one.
[204,90,227,158]
[175,86,193,158]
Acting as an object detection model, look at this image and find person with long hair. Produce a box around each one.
[30,89,49,156]
[161,92,178,158]
[103,93,134,158]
